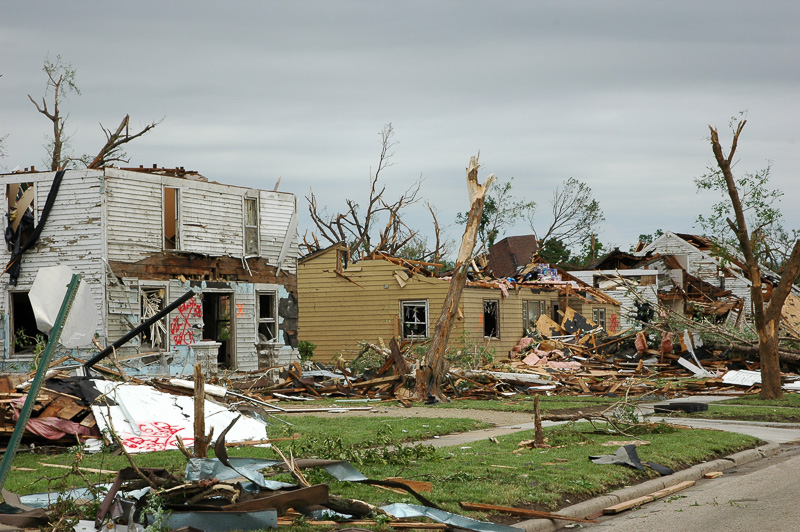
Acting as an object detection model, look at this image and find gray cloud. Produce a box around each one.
[1,1,799,254]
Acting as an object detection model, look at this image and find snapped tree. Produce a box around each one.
[414,155,494,402]
[700,117,800,399]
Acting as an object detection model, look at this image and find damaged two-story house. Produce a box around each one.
[1,166,299,373]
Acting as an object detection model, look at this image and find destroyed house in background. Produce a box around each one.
[569,231,800,336]
[297,242,620,362]
[1,167,299,373]
[634,231,800,336]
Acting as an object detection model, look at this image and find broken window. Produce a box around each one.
[244,197,259,255]
[401,300,428,339]
[6,183,35,252]
[10,291,45,355]
[593,308,606,330]
[164,187,180,250]
[140,288,167,349]
[258,291,278,342]
[483,300,499,339]
[523,300,546,331]
[336,248,349,273]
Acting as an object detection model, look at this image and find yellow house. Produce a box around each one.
[298,243,621,362]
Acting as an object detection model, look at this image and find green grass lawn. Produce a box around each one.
[5,412,760,525]
[717,393,800,407]
[663,403,800,423]
[4,416,487,495]
[422,395,620,414]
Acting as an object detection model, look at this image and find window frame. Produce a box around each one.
[257,290,279,343]
[483,299,500,339]
[592,308,607,330]
[523,300,546,331]
[244,196,260,256]
[400,299,429,340]
[163,186,181,251]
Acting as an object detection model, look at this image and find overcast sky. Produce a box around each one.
[2,1,798,257]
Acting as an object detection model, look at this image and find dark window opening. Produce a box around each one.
[140,288,167,349]
[336,248,349,272]
[203,293,233,368]
[244,197,259,255]
[483,300,499,338]
[258,292,277,342]
[11,292,46,355]
[164,187,179,250]
[402,300,428,339]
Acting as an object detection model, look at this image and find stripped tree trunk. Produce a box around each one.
[414,155,494,402]
[709,122,800,399]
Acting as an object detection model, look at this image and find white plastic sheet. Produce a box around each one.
[29,265,98,348]
[89,381,268,453]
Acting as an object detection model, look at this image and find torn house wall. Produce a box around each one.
[570,269,660,330]
[0,170,107,365]
[636,231,753,317]
[298,243,622,362]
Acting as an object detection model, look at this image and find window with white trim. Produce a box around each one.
[592,308,606,330]
[244,197,259,255]
[258,291,278,342]
[401,300,428,339]
[164,186,180,250]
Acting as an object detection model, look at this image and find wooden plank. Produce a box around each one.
[459,502,598,523]
[603,495,656,514]
[704,471,723,479]
[603,480,696,514]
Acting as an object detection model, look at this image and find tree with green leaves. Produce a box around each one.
[455,177,535,254]
[698,116,800,399]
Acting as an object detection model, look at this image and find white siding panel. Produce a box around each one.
[259,191,297,268]
[180,188,245,256]
[105,177,163,262]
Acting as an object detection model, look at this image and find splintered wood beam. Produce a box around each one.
[458,502,598,523]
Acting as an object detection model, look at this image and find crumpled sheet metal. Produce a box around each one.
[149,509,278,531]
[382,503,519,532]
[186,457,294,491]
[590,444,644,470]
[589,445,674,476]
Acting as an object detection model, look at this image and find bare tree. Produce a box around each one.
[27,55,80,170]
[28,55,159,171]
[704,118,800,399]
[304,124,443,260]
[530,177,605,249]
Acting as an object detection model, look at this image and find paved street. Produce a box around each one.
[581,445,800,532]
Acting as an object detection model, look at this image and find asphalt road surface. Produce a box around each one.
[581,444,800,532]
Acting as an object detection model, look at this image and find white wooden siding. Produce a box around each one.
[259,191,297,273]
[105,177,163,262]
[0,170,107,357]
[180,188,245,256]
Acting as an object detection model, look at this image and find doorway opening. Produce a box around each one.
[202,293,234,368]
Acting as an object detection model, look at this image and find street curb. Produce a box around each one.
[513,443,780,532]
